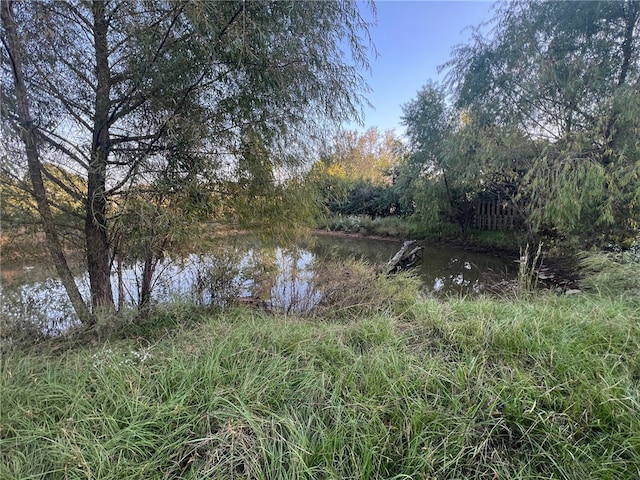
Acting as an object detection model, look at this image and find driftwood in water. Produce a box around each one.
[385,240,423,274]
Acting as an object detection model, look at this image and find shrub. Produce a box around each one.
[309,256,421,319]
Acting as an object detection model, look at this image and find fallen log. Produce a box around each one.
[384,240,424,274]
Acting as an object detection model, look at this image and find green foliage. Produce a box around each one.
[308,128,407,220]
[0,163,85,240]
[398,82,454,230]
[116,187,209,264]
[400,83,527,239]
[2,295,639,479]
[516,243,544,295]
[310,256,421,319]
[444,0,640,245]
[394,0,640,246]
[406,215,461,240]
[355,216,413,237]
[1,0,375,313]
[524,128,640,244]
[321,128,403,185]
[0,170,37,229]
[319,214,458,240]
[322,180,400,218]
[231,177,320,244]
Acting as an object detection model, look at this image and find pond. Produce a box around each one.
[311,234,515,295]
[0,234,517,337]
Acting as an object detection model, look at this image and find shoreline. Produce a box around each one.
[314,228,580,291]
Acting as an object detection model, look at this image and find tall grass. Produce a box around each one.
[578,249,640,298]
[517,243,544,295]
[2,293,639,479]
[310,255,421,320]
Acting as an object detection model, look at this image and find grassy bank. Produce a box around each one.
[2,295,639,479]
[318,214,529,252]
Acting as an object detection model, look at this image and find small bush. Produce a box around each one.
[310,256,421,319]
[320,214,414,238]
[407,217,459,240]
[321,214,363,233]
[359,216,413,237]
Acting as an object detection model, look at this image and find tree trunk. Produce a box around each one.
[617,1,639,89]
[86,0,115,311]
[139,250,156,314]
[85,159,114,311]
[459,220,469,242]
[117,256,124,311]
[384,240,423,274]
[1,0,93,324]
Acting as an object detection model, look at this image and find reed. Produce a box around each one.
[517,243,544,294]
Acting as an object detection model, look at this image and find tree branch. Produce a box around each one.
[34,128,90,169]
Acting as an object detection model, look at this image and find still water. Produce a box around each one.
[0,234,516,336]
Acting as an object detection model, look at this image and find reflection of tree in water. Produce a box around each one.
[1,280,81,343]
[2,236,517,340]
[268,248,321,314]
[191,249,246,306]
[191,245,320,313]
[244,247,278,303]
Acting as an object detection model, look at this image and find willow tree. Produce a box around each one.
[1,0,373,322]
[398,82,458,231]
[445,0,640,244]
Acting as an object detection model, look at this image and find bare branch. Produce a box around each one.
[35,128,90,169]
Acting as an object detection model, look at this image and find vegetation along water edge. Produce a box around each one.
[2,289,639,479]
[2,0,640,478]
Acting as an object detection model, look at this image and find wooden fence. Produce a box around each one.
[473,198,521,231]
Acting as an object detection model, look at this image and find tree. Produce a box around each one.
[443,113,540,242]
[445,0,640,244]
[114,179,212,312]
[1,1,91,323]
[400,80,539,240]
[308,127,406,217]
[1,0,374,322]
[323,127,403,185]
[400,82,477,237]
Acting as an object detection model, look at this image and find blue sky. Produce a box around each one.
[356,1,495,133]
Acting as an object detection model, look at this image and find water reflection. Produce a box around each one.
[1,235,516,337]
[1,277,80,337]
[267,249,321,313]
[308,235,515,296]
